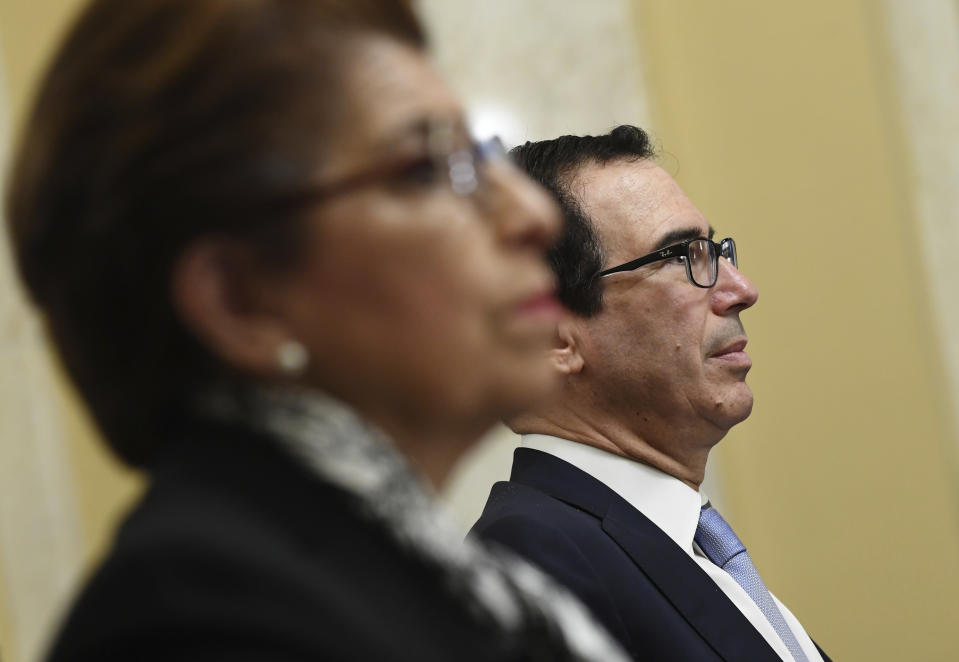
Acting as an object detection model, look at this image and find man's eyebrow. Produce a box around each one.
[654,226,712,251]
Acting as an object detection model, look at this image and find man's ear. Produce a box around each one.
[550,317,585,375]
[170,238,293,379]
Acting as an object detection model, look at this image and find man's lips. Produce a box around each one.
[713,339,747,356]
[709,338,751,367]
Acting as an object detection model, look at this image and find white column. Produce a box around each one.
[416,0,736,527]
[881,0,959,461]
[0,47,84,662]
[418,0,650,146]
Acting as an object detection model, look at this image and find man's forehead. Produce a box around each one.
[572,158,661,218]
[571,158,709,257]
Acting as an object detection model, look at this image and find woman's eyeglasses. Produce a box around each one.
[287,117,507,205]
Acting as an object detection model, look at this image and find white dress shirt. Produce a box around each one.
[521,434,823,662]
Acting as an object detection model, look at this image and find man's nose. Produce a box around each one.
[711,256,759,314]
[487,164,562,251]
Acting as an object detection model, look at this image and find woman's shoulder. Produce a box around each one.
[46,423,515,662]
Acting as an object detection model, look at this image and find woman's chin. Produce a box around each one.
[488,361,562,422]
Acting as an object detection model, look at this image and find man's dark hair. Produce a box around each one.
[511,125,655,316]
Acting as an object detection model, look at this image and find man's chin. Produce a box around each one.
[730,397,754,425]
[710,384,754,428]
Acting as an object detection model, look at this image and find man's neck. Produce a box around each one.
[511,411,715,491]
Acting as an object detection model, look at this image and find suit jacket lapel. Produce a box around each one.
[511,448,781,662]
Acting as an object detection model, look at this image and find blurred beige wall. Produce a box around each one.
[631,1,959,660]
[0,0,81,134]
[1,1,959,661]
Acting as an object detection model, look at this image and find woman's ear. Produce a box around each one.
[551,318,585,375]
[170,238,293,379]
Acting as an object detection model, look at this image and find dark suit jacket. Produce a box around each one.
[46,418,523,662]
[471,448,832,662]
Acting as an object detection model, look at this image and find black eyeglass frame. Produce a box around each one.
[595,237,738,288]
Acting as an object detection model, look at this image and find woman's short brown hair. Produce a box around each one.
[5,0,425,466]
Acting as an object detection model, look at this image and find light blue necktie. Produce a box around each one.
[695,503,809,662]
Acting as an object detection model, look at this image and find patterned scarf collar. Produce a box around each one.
[200,385,628,662]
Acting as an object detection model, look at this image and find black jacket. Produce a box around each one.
[471,448,832,662]
[47,419,522,661]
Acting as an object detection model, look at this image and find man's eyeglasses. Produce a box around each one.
[595,237,738,288]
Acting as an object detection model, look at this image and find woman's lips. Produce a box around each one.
[514,290,565,322]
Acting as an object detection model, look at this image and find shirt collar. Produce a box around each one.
[521,434,704,556]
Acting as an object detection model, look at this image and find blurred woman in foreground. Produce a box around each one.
[6,0,628,660]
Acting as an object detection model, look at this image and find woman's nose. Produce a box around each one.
[485,163,562,251]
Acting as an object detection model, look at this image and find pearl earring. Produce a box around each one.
[276,340,309,376]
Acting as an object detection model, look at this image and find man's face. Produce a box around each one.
[572,159,759,454]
